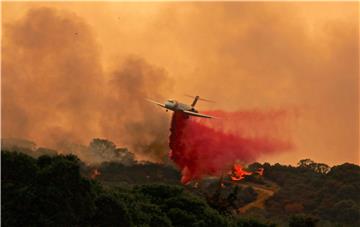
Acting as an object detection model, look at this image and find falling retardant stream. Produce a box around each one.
[169,111,293,184]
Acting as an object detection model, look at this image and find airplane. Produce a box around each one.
[146,95,216,119]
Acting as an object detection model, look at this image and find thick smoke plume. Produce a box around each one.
[2,8,171,162]
[169,111,293,184]
[3,3,357,166]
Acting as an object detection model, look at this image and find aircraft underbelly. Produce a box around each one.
[178,103,191,111]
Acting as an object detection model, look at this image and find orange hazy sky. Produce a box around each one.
[2,2,359,165]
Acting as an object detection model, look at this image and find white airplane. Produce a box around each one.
[146,95,216,119]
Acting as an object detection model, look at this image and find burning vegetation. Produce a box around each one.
[230,164,260,181]
[90,168,101,179]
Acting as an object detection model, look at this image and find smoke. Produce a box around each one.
[169,111,293,184]
[100,57,172,161]
[2,3,358,165]
[2,7,103,147]
[2,7,171,162]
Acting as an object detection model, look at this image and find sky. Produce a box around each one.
[1,2,359,165]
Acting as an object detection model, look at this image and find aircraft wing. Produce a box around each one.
[146,99,166,108]
[183,110,215,119]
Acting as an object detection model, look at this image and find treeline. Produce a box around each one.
[258,160,360,226]
[2,138,360,226]
[90,161,180,185]
[1,138,137,164]
[2,138,181,185]
[1,151,272,227]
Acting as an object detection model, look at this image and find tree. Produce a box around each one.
[89,138,135,164]
[93,194,132,226]
[34,154,96,225]
[2,152,96,226]
[2,151,38,185]
[289,214,318,227]
[235,217,275,227]
[332,200,360,224]
[312,163,330,174]
[298,159,315,168]
[136,184,229,226]
[89,138,117,158]
[328,163,360,183]
[284,202,304,214]
[2,151,39,226]
[297,159,330,174]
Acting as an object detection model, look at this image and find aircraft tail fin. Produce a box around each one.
[185,94,215,107]
[191,96,200,107]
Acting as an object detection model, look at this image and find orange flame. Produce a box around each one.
[230,164,264,181]
[90,168,101,179]
[231,164,252,181]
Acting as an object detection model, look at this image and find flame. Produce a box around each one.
[90,168,101,179]
[231,164,252,181]
[230,164,264,181]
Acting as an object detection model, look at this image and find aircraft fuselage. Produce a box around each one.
[164,100,198,113]
[146,96,215,119]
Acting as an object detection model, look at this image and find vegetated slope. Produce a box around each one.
[1,150,274,227]
[2,139,359,226]
[188,161,360,226]
[262,160,360,226]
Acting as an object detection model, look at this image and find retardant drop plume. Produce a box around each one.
[169,111,293,184]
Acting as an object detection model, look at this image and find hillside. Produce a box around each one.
[2,140,360,226]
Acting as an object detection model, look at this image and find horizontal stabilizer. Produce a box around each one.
[185,94,215,103]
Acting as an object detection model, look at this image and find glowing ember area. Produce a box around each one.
[231,164,253,181]
[230,165,265,181]
[90,169,101,179]
[256,167,264,176]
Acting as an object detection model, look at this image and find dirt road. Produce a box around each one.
[238,181,279,213]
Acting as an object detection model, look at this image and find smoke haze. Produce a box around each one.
[2,7,172,162]
[2,2,359,165]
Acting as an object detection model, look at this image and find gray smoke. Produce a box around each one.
[2,7,172,162]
